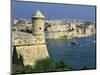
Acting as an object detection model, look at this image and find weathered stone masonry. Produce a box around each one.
[12,10,49,66]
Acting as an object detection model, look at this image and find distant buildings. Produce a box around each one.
[12,18,96,39]
[45,20,95,39]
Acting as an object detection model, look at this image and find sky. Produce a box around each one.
[12,0,96,21]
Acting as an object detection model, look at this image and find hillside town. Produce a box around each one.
[12,18,96,39]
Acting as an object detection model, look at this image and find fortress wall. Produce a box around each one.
[16,44,49,66]
[12,10,49,66]
[45,28,95,39]
[45,30,78,39]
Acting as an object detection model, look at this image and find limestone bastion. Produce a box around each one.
[12,10,49,66]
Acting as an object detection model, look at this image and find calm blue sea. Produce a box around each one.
[46,35,96,69]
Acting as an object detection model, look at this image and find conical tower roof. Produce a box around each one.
[32,10,45,19]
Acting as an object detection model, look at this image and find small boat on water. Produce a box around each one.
[68,41,78,46]
[79,44,83,47]
[71,42,77,45]
[76,55,80,58]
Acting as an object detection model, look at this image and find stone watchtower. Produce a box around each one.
[32,10,45,36]
[12,10,49,66]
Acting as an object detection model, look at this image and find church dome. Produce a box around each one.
[32,10,45,19]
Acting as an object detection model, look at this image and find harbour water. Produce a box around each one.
[46,35,96,69]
